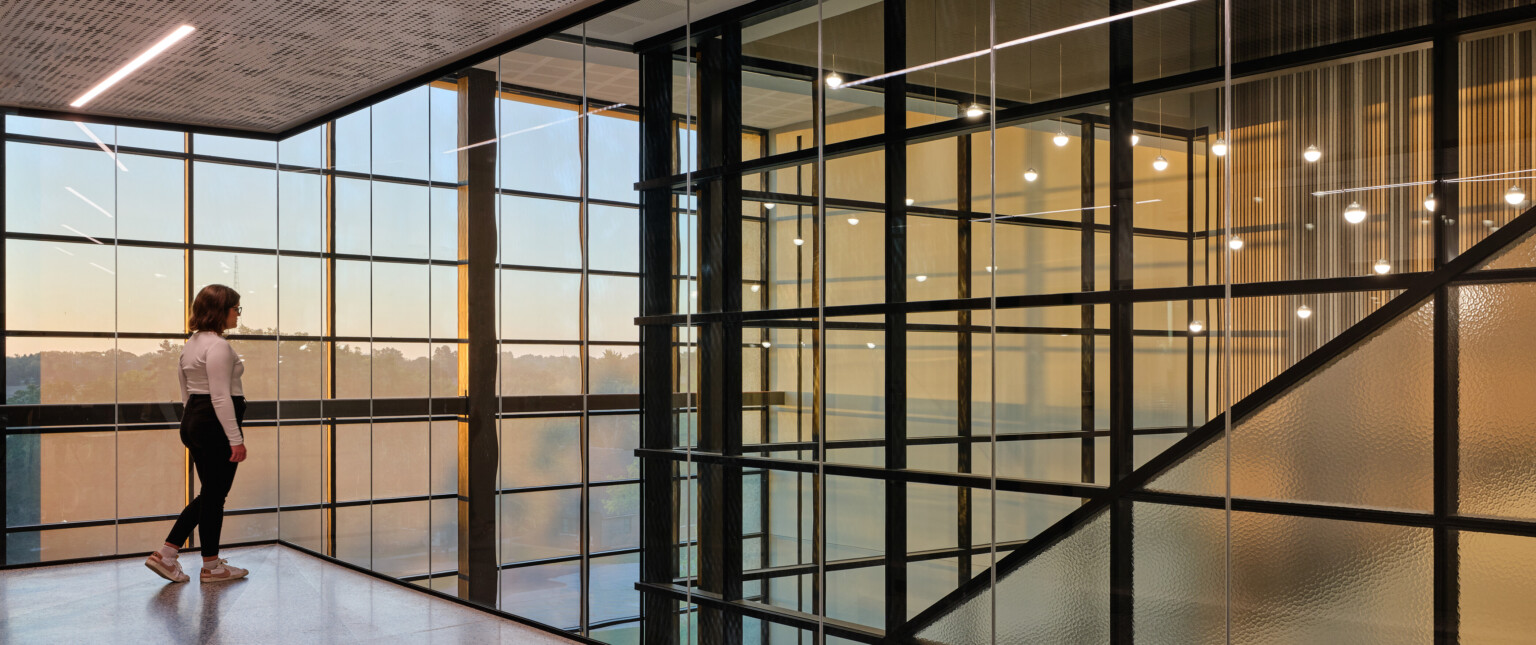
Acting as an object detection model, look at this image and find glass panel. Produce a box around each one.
[1460,530,1536,642]
[1231,512,1431,642]
[499,488,581,563]
[192,161,277,249]
[501,561,582,629]
[1460,282,1536,519]
[591,483,639,552]
[500,417,581,489]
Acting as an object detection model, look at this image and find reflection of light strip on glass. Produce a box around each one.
[60,223,104,244]
[1448,174,1536,185]
[54,246,75,257]
[88,262,116,275]
[1448,168,1536,182]
[71,25,196,107]
[839,0,1199,90]
[74,122,128,172]
[1310,179,1436,197]
[994,199,1160,220]
[442,102,631,154]
[65,187,114,218]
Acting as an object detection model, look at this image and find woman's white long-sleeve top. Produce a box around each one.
[178,331,246,445]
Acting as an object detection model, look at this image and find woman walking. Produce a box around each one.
[144,284,251,583]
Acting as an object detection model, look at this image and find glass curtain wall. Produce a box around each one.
[491,19,645,641]
[637,0,1536,643]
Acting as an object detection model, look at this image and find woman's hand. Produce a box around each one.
[230,444,247,463]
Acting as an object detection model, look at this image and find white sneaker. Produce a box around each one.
[145,552,190,583]
[200,558,249,583]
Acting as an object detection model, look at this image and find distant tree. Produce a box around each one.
[7,383,40,405]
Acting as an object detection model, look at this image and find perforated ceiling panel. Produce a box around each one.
[0,0,592,133]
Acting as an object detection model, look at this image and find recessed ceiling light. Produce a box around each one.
[71,25,196,108]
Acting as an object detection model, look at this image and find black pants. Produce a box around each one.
[165,394,244,558]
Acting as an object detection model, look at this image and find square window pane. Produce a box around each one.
[501,271,579,340]
[373,343,430,398]
[372,262,429,338]
[117,153,185,243]
[500,417,581,489]
[373,500,431,578]
[279,169,325,252]
[373,422,430,499]
[500,561,581,629]
[117,246,184,333]
[371,87,430,181]
[499,488,581,563]
[590,346,638,394]
[192,162,276,248]
[7,240,115,332]
[590,205,639,273]
[373,182,430,259]
[116,338,182,405]
[499,96,580,197]
[6,337,114,404]
[501,196,580,268]
[501,345,580,396]
[5,142,115,238]
[590,484,638,552]
[590,276,638,342]
[590,415,639,483]
[192,251,277,333]
[279,124,325,169]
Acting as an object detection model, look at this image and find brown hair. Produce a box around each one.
[189,284,241,334]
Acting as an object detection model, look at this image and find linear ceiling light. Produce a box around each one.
[70,25,196,108]
[837,0,1198,90]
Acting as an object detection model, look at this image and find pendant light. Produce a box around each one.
[1053,130,1069,147]
[1423,195,1436,212]
[1228,236,1243,250]
[915,275,928,282]
[1131,134,1140,146]
[793,238,804,246]
[1188,320,1204,333]
[1343,201,1366,224]
[764,203,776,210]
[1151,28,1166,173]
[1152,155,1169,172]
[848,216,860,226]
[1373,258,1391,275]
[761,341,772,348]
[1303,145,1321,163]
[1024,168,1039,182]
[966,103,986,118]
[1506,185,1526,206]
[1211,139,1228,157]
[825,72,843,88]
[1296,304,1313,319]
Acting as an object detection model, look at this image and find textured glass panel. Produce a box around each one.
[1151,300,1434,511]
[1231,512,1431,643]
[1133,503,1225,645]
[1460,283,1536,519]
[1459,530,1536,642]
[918,510,1109,644]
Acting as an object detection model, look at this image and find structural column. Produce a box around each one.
[1107,0,1136,641]
[638,46,680,645]
[882,0,909,633]
[1431,1,1461,641]
[456,67,499,606]
[696,31,745,645]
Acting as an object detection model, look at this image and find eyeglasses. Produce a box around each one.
[232,306,243,314]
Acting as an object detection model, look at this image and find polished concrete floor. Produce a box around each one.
[0,544,578,644]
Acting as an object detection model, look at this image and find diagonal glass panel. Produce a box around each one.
[1151,298,1434,512]
[917,510,1109,645]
